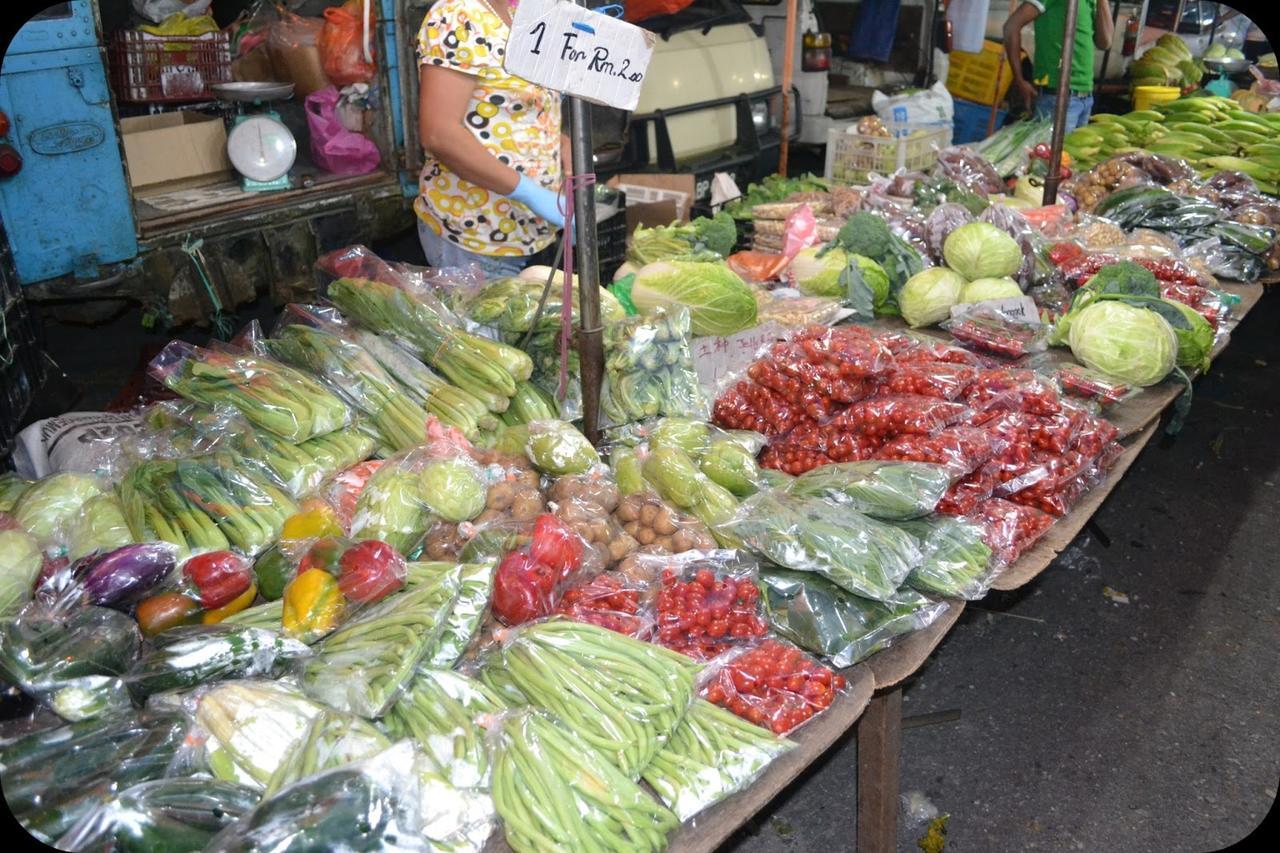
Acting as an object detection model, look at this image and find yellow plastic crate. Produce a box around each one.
[947,39,1016,107]
[824,124,952,185]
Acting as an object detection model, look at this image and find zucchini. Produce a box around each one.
[1212,221,1277,255]
[124,624,310,702]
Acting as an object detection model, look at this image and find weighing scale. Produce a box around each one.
[211,81,297,193]
[1202,56,1250,98]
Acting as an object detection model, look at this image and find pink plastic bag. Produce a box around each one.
[305,85,380,175]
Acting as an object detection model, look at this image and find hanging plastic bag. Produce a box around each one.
[624,0,698,23]
[132,0,212,24]
[320,0,377,86]
[305,86,381,175]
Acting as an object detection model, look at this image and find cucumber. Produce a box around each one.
[124,624,310,702]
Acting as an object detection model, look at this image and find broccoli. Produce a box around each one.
[690,211,738,257]
[1085,260,1160,297]
[835,212,894,260]
[626,211,738,265]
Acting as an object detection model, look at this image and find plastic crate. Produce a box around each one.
[947,39,1016,107]
[597,192,629,283]
[109,30,232,104]
[824,124,952,184]
[952,98,1008,145]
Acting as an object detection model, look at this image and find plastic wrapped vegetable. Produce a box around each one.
[0,601,139,722]
[479,618,700,778]
[55,777,260,853]
[490,708,680,852]
[784,460,952,520]
[260,707,392,796]
[13,472,104,549]
[150,341,351,443]
[641,697,795,821]
[349,453,431,555]
[898,514,999,599]
[0,708,191,843]
[602,307,708,427]
[0,472,33,512]
[721,489,923,602]
[423,560,496,667]
[124,624,311,703]
[700,637,847,734]
[298,567,460,717]
[195,680,327,789]
[0,527,42,617]
[66,494,135,563]
[651,549,767,659]
[524,419,600,475]
[760,568,947,667]
[700,437,763,497]
[207,739,494,853]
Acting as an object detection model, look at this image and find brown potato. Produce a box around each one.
[608,534,637,563]
[474,508,504,525]
[615,499,640,523]
[636,527,656,545]
[486,481,516,511]
[510,491,543,521]
[654,534,673,551]
[589,521,612,543]
[671,528,695,552]
[652,508,677,536]
[516,469,541,488]
[622,520,640,537]
[639,504,659,527]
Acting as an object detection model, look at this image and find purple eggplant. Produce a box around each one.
[81,543,178,608]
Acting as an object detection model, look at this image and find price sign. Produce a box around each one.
[692,323,785,395]
[948,296,1041,324]
[504,0,656,111]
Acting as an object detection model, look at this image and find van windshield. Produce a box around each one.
[636,0,752,38]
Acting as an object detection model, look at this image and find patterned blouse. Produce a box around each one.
[415,0,562,257]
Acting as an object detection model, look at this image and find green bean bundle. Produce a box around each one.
[383,668,506,789]
[407,561,495,668]
[492,709,679,852]
[298,573,460,718]
[480,619,701,778]
[642,699,796,821]
[262,708,390,796]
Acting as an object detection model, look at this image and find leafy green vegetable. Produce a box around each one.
[836,212,893,259]
[0,529,42,617]
[419,458,486,523]
[785,460,951,520]
[1067,300,1179,386]
[627,212,738,265]
[1084,260,1160,297]
[14,473,104,546]
[67,494,135,563]
[724,173,828,219]
[943,222,1023,280]
[898,515,995,599]
[788,245,846,297]
[629,260,758,336]
[899,267,965,328]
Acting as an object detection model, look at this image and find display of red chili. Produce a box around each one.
[656,567,766,660]
[701,638,847,734]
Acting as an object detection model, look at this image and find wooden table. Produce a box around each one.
[669,282,1268,852]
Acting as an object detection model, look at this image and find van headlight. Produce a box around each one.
[751,100,769,130]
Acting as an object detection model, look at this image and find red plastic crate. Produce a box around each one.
[109,29,232,104]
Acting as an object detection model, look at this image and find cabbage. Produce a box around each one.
[629,260,757,336]
[13,473,104,546]
[1162,299,1215,372]
[959,277,1023,304]
[419,458,486,523]
[899,267,965,328]
[0,474,31,514]
[943,222,1023,280]
[1067,301,1178,386]
[67,493,135,562]
[788,246,846,297]
[0,528,41,617]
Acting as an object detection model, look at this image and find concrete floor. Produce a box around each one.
[723,292,1280,851]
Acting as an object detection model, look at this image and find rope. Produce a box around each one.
[181,235,235,341]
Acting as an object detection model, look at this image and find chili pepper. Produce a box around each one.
[182,550,253,610]
[280,501,343,540]
[135,592,202,637]
[201,582,258,624]
[253,544,297,601]
[282,568,346,642]
[337,540,406,604]
[529,514,582,580]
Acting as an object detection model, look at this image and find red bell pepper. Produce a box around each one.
[529,514,582,580]
[492,551,556,626]
[182,551,253,610]
[337,540,406,604]
[299,536,347,576]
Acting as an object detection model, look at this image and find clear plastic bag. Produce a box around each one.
[1053,363,1138,406]
[425,560,496,667]
[11,471,107,555]
[602,307,708,427]
[125,624,311,705]
[784,459,952,520]
[965,367,1063,416]
[829,394,970,438]
[489,708,679,851]
[882,360,979,400]
[722,489,923,602]
[700,637,848,735]
[478,618,700,778]
[641,697,795,821]
[713,377,815,438]
[383,668,507,789]
[924,202,977,260]
[935,461,1000,516]
[66,493,135,563]
[943,303,1049,358]
[207,739,494,853]
[612,489,719,555]
[873,424,1004,480]
[488,513,589,626]
[643,549,768,659]
[932,146,1005,196]
[553,569,654,638]
[966,497,1055,566]
[899,514,999,599]
[760,567,948,667]
[297,565,461,717]
[523,419,601,476]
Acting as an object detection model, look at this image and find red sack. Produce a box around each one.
[319,0,377,86]
[624,0,698,23]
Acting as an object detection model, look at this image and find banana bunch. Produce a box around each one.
[1064,96,1280,194]
[1129,33,1204,89]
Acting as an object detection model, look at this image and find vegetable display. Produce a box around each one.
[629,260,758,337]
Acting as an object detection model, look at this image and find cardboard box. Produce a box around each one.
[607,173,695,225]
[120,112,234,194]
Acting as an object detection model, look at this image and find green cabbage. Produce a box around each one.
[0,529,41,618]
[14,473,104,546]
[1067,301,1178,386]
[0,474,32,513]
[629,260,758,336]
[67,494,135,562]
[788,246,846,297]
[420,458,487,523]
[958,277,1023,304]
[943,222,1023,280]
[899,267,965,328]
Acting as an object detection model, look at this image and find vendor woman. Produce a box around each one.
[416,0,570,276]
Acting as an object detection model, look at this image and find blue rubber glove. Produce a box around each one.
[509,174,566,229]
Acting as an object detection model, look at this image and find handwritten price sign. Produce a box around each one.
[692,323,785,395]
[504,0,656,111]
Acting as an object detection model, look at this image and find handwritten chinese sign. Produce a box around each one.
[692,323,785,395]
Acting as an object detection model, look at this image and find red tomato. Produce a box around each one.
[337,540,406,604]
[182,551,253,610]
[529,515,583,579]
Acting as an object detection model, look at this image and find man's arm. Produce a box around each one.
[1004,2,1043,111]
[1095,0,1115,50]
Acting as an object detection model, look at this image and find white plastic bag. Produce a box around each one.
[13,412,144,481]
[131,0,213,24]
[872,81,954,136]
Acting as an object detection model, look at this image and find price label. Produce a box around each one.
[692,323,785,394]
[504,0,656,111]
[949,296,1041,324]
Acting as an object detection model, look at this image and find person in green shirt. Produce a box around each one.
[1004,0,1114,130]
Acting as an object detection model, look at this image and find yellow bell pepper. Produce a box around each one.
[282,569,346,641]
[280,502,343,541]
[202,582,258,624]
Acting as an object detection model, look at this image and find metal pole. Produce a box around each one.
[567,95,604,445]
[1098,0,1125,83]
[1042,0,1080,205]
[779,0,799,175]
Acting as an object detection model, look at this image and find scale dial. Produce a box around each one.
[227,115,297,183]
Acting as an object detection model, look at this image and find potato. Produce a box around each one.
[639,503,659,527]
[572,521,593,542]
[510,491,543,521]
[486,481,516,511]
[558,501,593,524]
[654,535,673,551]
[615,499,640,523]
[623,520,640,537]
[517,469,541,488]
[637,527,656,545]
[589,520,612,543]
[653,508,677,536]
[671,528,695,552]
[608,534,637,563]
[474,508,504,525]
